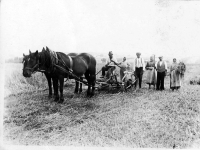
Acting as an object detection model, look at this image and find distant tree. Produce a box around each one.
[6,57,23,63]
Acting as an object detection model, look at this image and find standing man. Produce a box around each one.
[101,51,118,78]
[155,56,168,91]
[133,52,145,89]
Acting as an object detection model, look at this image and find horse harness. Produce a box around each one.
[22,54,41,74]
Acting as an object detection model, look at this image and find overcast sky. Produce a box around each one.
[1,0,200,60]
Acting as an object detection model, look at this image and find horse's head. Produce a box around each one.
[22,50,39,77]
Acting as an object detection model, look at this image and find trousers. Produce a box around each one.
[135,67,143,88]
[156,71,165,90]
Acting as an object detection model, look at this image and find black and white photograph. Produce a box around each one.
[1,0,200,149]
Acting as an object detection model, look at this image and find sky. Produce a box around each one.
[1,0,200,61]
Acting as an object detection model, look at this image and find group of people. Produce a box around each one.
[100,51,183,91]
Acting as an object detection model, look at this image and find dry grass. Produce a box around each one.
[3,63,200,148]
[4,63,48,96]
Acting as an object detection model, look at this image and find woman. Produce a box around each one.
[170,58,181,91]
[145,55,157,89]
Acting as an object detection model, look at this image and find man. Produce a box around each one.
[111,56,130,82]
[101,51,118,78]
[155,56,168,91]
[133,52,145,88]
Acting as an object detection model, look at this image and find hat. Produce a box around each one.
[158,56,163,58]
[108,51,113,55]
[136,52,141,55]
[150,55,154,60]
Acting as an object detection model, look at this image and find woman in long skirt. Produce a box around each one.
[170,58,181,91]
[145,56,157,89]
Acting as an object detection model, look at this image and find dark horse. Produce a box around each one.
[23,47,96,103]
[22,50,78,98]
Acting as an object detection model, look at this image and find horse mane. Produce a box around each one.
[44,46,63,73]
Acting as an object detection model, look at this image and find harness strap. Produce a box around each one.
[53,51,58,64]
[68,55,73,71]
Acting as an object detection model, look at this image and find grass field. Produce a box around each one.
[3,63,200,148]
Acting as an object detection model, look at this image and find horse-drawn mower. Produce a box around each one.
[58,63,137,93]
[95,70,137,92]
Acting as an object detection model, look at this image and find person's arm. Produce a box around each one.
[145,62,149,70]
[127,62,130,67]
[165,61,168,71]
[142,58,145,71]
[133,58,135,72]
[110,58,120,65]
[155,61,158,70]
[105,58,109,66]
[170,65,173,73]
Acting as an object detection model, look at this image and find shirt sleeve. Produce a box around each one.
[133,58,136,71]
[105,58,109,65]
[155,61,158,69]
[142,58,145,70]
[165,61,168,70]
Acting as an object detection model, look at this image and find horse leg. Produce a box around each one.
[90,74,96,96]
[74,80,79,94]
[85,71,91,96]
[53,77,59,102]
[45,73,52,98]
[52,78,57,97]
[58,76,64,103]
[79,77,83,93]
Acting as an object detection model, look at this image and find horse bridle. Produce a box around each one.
[22,53,46,74]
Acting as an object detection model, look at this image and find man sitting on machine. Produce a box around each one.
[100,51,118,79]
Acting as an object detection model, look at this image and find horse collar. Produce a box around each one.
[53,51,58,64]
[68,55,73,70]
[37,53,46,72]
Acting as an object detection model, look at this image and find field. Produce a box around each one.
[3,63,200,148]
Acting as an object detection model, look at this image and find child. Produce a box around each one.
[112,57,130,82]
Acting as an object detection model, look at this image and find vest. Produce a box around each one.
[135,58,143,68]
[157,61,165,72]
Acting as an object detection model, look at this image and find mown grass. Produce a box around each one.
[3,63,200,148]
[4,63,48,96]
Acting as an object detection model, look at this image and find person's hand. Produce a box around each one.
[147,67,151,70]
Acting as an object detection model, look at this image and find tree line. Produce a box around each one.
[6,57,23,63]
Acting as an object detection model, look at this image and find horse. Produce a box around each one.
[22,49,79,98]
[23,46,96,103]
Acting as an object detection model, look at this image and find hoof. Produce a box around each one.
[87,93,94,98]
[59,97,64,103]
[58,100,64,103]
[54,97,59,102]
[87,92,90,97]
[74,91,78,94]
[90,92,95,97]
